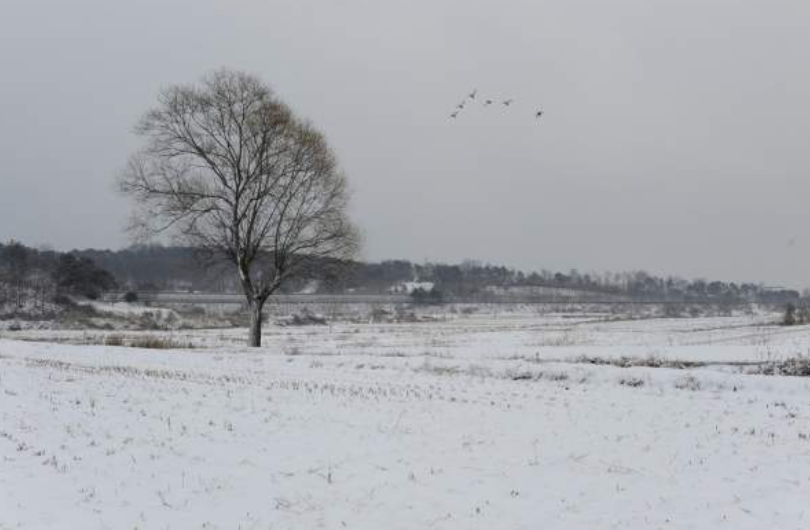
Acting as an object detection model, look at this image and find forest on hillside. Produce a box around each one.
[0,241,802,307]
[65,244,801,304]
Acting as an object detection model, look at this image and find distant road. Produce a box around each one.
[104,292,741,306]
[107,292,411,305]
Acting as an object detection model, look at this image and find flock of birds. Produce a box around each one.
[449,89,543,121]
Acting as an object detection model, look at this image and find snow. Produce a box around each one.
[4,309,807,364]
[390,281,435,294]
[1,310,810,529]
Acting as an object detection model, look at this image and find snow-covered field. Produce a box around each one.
[2,309,810,529]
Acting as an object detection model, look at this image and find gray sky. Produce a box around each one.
[2,0,809,287]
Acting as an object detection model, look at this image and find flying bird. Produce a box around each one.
[447,91,547,122]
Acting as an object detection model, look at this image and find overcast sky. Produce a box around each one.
[2,0,809,287]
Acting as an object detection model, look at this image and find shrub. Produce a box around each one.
[178,305,206,317]
[783,303,797,326]
[758,357,810,377]
[103,334,194,349]
[411,288,444,305]
[104,334,125,346]
[620,377,645,388]
[51,293,76,307]
[123,291,138,303]
[674,375,701,391]
[130,336,187,349]
[52,254,117,299]
[782,304,809,326]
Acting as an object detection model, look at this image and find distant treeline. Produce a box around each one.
[1,240,801,306]
[0,241,117,311]
[62,244,802,305]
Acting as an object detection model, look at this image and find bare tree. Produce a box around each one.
[120,69,360,346]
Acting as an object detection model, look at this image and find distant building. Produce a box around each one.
[389,281,435,294]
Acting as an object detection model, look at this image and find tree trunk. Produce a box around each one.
[248,298,266,347]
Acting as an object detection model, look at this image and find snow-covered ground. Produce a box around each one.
[3,307,808,364]
[2,310,810,528]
